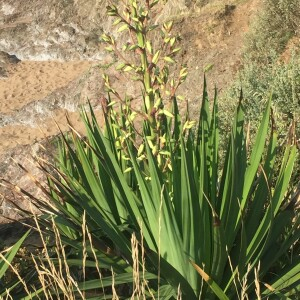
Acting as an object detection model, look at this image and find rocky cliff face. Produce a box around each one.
[0,0,110,60]
[0,0,259,222]
[0,0,194,61]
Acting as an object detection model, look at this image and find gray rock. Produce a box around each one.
[0,0,110,61]
[0,65,7,78]
[0,51,21,64]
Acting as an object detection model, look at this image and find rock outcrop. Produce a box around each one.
[0,0,260,222]
[0,0,110,61]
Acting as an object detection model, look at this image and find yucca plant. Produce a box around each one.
[3,0,299,299]
[21,81,299,299]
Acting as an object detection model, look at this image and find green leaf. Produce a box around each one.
[117,24,129,32]
[77,272,158,291]
[116,62,125,70]
[124,65,134,72]
[152,50,160,64]
[191,261,229,300]
[162,109,174,118]
[146,40,152,54]
[0,230,30,278]
[164,56,175,63]
[240,98,271,214]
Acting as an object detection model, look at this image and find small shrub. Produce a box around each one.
[234,0,300,125]
[245,0,300,63]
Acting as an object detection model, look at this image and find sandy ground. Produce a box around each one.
[0,61,94,114]
[0,112,88,154]
[0,60,96,155]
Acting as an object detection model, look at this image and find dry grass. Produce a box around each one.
[0,214,273,299]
